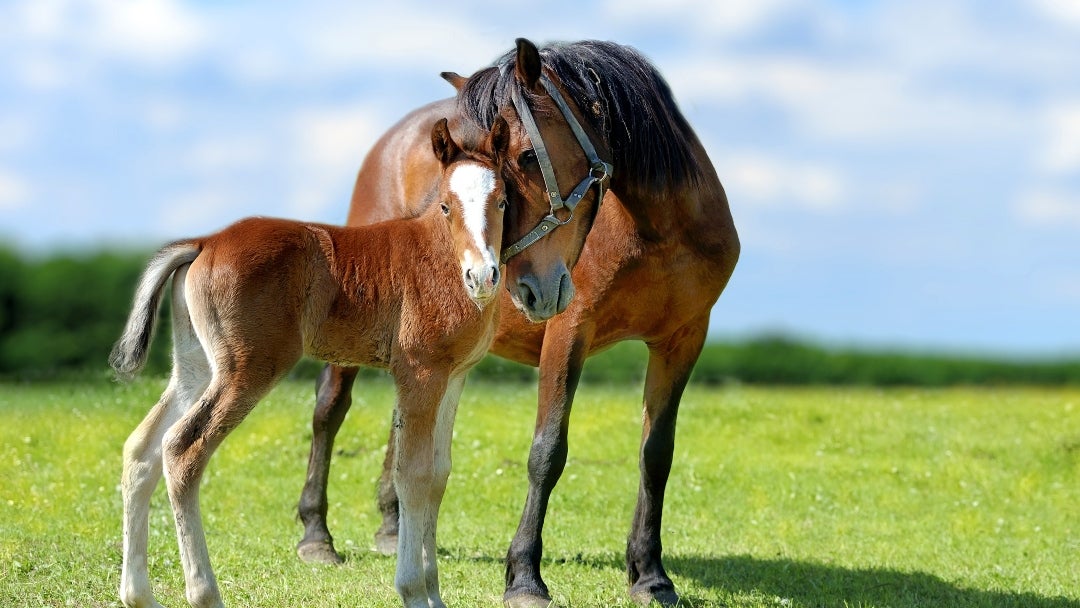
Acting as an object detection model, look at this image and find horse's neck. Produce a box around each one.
[610,169,730,246]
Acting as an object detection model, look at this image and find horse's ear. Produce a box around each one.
[440,71,468,92]
[488,115,510,166]
[431,118,459,167]
[514,38,542,89]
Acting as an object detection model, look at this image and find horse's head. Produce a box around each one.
[431,115,511,307]
[449,38,612,322]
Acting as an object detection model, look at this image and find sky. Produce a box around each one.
[1,0,1078,356]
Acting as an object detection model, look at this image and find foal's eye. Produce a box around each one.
[440,203,450,216]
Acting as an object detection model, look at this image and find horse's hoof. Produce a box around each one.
[373,531,398,556]
[504,592,555,608]
[630,587,680,607]
[296,540,344,565]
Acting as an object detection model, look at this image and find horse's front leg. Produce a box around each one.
[504,329,591,608]
[393,372,449,608]
[297,364,360,564]
[626,317,708,607]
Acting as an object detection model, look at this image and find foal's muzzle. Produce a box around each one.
[464,263,501,305]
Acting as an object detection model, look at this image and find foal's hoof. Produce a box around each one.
[296,540,344,565]
[373,531,398,556]
[630,587,680,607]
[503,592,554,608]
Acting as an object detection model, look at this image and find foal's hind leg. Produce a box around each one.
[626,318,708,607]
[121,267,210,608]
[120,378,190,608]
[161,377,271,608]
[297,363,359,564]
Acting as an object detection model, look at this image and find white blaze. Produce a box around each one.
[448,162,499,268]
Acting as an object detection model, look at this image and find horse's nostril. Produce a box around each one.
[519,281,538,308]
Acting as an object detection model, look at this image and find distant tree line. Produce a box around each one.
[1,246,1078,386]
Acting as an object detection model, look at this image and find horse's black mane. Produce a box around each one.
[457,40,705,194]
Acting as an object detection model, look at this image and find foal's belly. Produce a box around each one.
[305,319,393,370]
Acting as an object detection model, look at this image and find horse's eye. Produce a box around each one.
[518,149,538,168]
[498,198,507,211]
[440,203,450,216]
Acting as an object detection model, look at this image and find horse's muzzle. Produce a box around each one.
[511,264,574,322]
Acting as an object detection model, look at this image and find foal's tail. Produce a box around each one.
[109,241,200,381]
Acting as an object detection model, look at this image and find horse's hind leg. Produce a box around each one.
[120,266,210,608]
[297,363,359,564]
[626,317,708,607]
[374,419,400,555]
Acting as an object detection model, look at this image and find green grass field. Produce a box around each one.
[1,377,1077,607]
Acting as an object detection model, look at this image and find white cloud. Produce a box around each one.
[668,55,1026,146]
[89,0,206,64]
[1014,190,1080,228]
[4,0,208,91]
[716,152,847,212]
[1031,0,1080,26]
[186,137,271,175]
[158,188,238,236]
[213,3,505,85]
[0,170,31,211]
[604,0,805,36]
[1036,102,1080,175]
[287,105,385,219]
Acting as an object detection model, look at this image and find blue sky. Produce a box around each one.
[1,1,1078,356]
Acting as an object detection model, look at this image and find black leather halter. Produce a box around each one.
[500,76,613,263]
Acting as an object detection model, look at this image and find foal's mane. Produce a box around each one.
[457,40,705,195]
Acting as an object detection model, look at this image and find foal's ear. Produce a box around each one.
[440,71,468,92]
[488,115,510,167]
[514,38,542,89]
[431,118,459,167]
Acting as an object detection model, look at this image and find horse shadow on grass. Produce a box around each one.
[453,552,1078,608]
[669,554,1079,608]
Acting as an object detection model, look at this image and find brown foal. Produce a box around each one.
[112,117,509,608]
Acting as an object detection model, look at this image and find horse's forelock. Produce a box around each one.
[458,40,705,194]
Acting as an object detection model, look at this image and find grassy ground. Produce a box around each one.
[0,377,1077,607]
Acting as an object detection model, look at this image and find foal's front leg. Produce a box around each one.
[393,372,450,608]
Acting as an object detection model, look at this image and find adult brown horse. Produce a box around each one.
[296,39,740,607]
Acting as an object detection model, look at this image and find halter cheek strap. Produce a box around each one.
[501,76,613,264]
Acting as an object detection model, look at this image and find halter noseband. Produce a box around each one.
[500,76,613,263]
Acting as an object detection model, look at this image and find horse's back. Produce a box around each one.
[347,98,456,227]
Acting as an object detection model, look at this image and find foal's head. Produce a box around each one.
[431,115,510,307]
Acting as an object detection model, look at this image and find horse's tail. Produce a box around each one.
[109,241,201,382]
